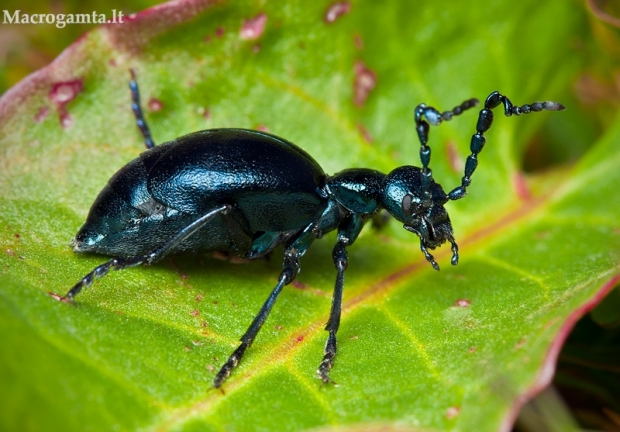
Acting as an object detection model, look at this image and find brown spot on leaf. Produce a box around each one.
[291,280,306,289]
[148,97,163,112]
[49,81,82,105]
[446,141,463,173]
[446,406,460,419]
[190,309,200,317]
[47,292,69,303]
[353,61,376,107]
[324,2,351,23]
[49,80,83,128]
[353,33,363,50]
[455,299,470,308]
[357,123,372,143]
[34,106,49,123]
[513,172,531,201]
[240,13,267,40]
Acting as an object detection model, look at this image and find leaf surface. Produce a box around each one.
[0,1,617,431]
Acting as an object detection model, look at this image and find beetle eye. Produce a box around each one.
[401,194,414,217]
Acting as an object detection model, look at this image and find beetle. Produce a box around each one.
[61,70,564,388]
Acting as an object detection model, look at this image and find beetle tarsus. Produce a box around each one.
[449,238,459,266]
[64,258,117,300]
[214,342,248,389]
[315,241,348,385]
[317,330,337,385]
[213,253,301,388]
[420,242,440,271]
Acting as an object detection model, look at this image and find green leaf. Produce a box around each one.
[0,1,617,431]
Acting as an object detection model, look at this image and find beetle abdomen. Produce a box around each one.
[145,129,328,231]
[74,128,328,257]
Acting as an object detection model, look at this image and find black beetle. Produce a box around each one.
[61,70,564,388]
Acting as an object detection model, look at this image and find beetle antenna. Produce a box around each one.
[129,69,156,149]
[414,98,479,200]
[446,92,565,201]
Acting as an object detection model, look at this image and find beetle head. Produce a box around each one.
[381,166,458,267]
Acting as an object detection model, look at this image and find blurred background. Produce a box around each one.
[0,0,159,94]
[1,1,619,431]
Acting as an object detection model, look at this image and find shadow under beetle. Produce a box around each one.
[62,70,564,388]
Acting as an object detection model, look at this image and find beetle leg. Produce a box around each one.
[129,69,155,149]
[420,240,440,271]
[448,236,459,266]
[63,204,230,301]
[447,93,565,201]
[213,250,301,388]
[317,240,347,384]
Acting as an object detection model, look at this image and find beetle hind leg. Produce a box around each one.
[129,69,155,149]
[213,251,302,388]
[62,205,230,301]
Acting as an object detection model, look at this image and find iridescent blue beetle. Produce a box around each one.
[62,70,564,388]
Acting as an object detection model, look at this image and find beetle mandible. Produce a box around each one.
[61,70,564,388]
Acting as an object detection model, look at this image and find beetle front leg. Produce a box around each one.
[419,240,439,271]
[213,251,301,389]
[317,240,348,384]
